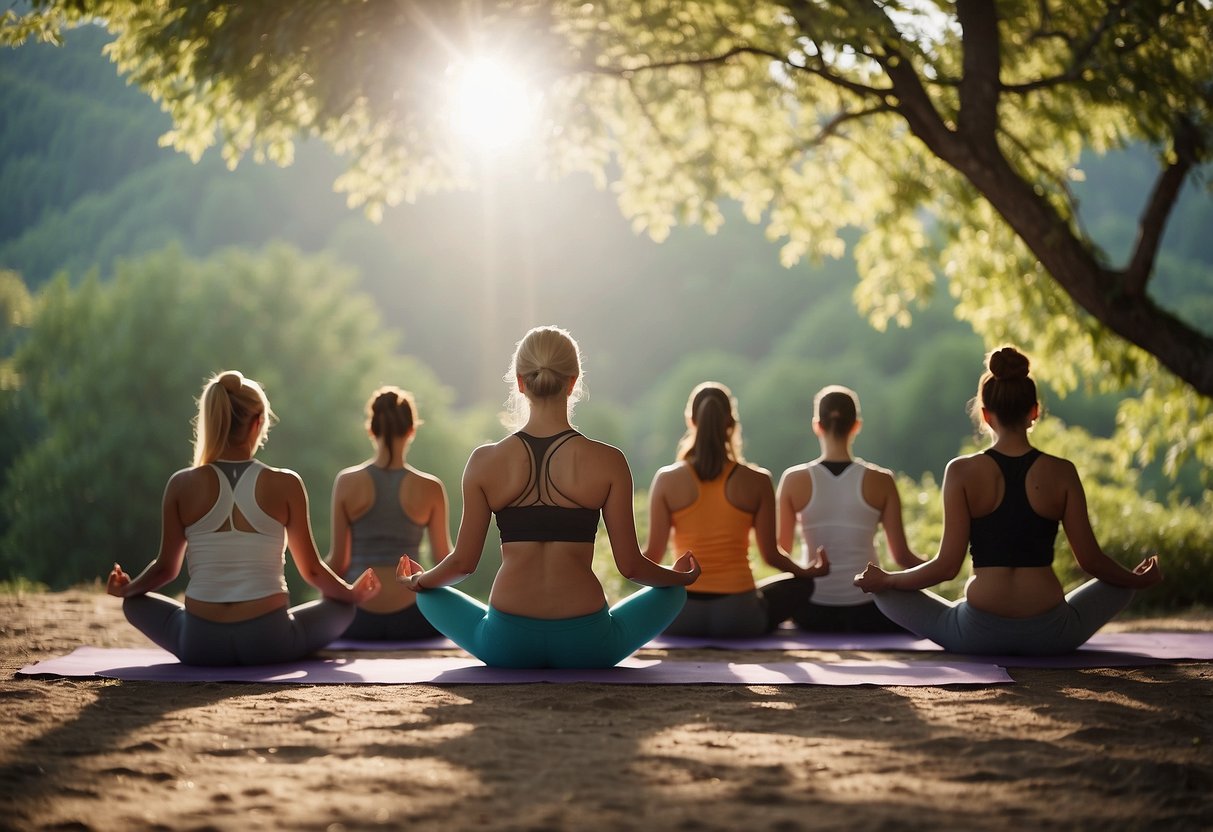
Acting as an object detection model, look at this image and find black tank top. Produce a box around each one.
[494,430,600,543]
[969,448,1058,568]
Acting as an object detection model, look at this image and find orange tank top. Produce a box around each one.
[670,462,756,594]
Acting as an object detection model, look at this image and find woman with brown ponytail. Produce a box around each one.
[106,371,381,665]
[644,382,828,637]
[855,347,1162,654]
[326,386,450,640]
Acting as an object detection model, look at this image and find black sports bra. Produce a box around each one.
[494,430,600,543]
[969,449,1058,568]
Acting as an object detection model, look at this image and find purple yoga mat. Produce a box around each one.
[16,647,1012,686]
[330,630,1213,668]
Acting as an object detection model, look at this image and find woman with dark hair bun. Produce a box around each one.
[855,346,1162,654]
[773,384,925,632]
[644,382,827,637]
[327,386,451,640]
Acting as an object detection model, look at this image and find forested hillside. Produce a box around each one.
[2,27,1210,602]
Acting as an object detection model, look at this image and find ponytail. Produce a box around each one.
[192,370,273,466]
[677,382,742,481]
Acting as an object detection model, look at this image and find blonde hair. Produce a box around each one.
[192,370,274,466]
[502,325,585,430]
[677,381,743,481]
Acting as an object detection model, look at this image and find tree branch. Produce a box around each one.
[1004,0,1142,95]
[955,0,1000,143]
[1122,118,1201,297]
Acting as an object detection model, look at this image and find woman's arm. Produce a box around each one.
[1059,460,1162,588]
[423,474,453,566]
[398,448,492,590]
[324,472,354,576]
[281,470,380,603]
[775,469,802,554]
[754,471,828,578]
[107,472,190,597]
[602,448,699,587]
[873,470,926,569]
[855,458,969,593]
[641,470,674,564]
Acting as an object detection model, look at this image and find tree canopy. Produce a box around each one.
[3,1,1211,472]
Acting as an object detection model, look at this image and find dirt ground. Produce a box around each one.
[1,590,1210,831]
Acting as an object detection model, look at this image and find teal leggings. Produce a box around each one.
[416,586,687,668]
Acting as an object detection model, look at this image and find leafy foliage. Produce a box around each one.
[3,0,1209,475]
[0,245,470,590]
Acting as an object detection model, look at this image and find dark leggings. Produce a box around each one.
[123,592,356,666]
[342,604,442,640]
[758,576,906,633]
[663,578,815,637]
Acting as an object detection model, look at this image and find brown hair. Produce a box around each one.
[366,386,420,448]
[192,370,274,466]
[814,385,860,438]
[677,381,743,481]
[970,345,1038,431]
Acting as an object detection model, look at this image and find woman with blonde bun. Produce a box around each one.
[397,326,699,668]
[327,386,450,640]
[107,371,380,665]
[645,381,827,637]
[855,347,1162,654]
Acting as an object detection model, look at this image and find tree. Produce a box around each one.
[0,245,466,589]
[3,1,1211,471]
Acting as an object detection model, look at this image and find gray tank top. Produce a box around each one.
[347,465,425,575]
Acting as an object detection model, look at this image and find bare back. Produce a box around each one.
[478,433,614,618]
[953,451,1070,617]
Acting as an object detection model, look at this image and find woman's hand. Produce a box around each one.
[853,562,894,593]
[350,568,381,604]
[671,551,701,585]
[800,546,830,579]
[106,563,131,598]
[1131,555,1163,588]
[396,555,428,592]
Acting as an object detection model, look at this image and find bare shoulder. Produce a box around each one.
[859,459,895,479]
[580,435,629,470]
[407,466,447,489]
[943,452,986,483]
[778,461,812,485]
[165,466,207,494]
[736,461,774,486]
[1034,452,1079,481]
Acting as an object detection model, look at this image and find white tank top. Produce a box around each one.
[798,461,881,606]
[184,460,289,603]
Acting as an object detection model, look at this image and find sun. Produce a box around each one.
[448,56,541,154]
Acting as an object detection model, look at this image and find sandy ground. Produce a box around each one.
[1,590,1210,831]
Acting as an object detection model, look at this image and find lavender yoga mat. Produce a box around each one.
[16,647,1011,686]
[330,630,1213,668]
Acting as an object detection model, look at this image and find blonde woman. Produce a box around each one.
[398,326,699,668]
[645,382,827,637]
[107,371,380,665]
[855,348,1162,654]
[327,386,450,640]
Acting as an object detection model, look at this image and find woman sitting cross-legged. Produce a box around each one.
[397,326,700,668]
[770,384,924,633]
[326,386,450,641]
[107,370,380,666]
[854,347,1162,655]
[644,381,828,638]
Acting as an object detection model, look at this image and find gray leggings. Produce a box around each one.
[123,592,356,666]
[663,580,813,638]
[871,578,1135,655]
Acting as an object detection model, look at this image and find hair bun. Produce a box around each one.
[373,390,400,412]
[989,347,1030,380]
